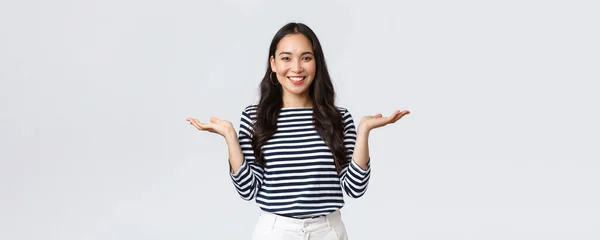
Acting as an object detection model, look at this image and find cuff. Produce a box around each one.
[229,159,249,181]
[350,157,371,178]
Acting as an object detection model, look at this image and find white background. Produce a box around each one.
[1,0,599,239]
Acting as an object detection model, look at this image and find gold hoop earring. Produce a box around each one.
[270,72,279,85]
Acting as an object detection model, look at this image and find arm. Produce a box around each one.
[186,107,264,201]
[225,131,244,175]
[339,108,411,198]
[227,109,264,201]
[353,127,371,170]
[340,110,372,198]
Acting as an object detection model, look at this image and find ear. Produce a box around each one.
[270,55,276,73]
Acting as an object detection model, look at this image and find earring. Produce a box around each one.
[270,72,279,85]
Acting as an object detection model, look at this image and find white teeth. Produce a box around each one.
[288,77,305,82]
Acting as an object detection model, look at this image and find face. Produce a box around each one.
[270,34,316,98]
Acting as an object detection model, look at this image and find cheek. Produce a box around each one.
[306,62,317,76]
[275,62,290,74]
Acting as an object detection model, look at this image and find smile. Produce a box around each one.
[287,76,306,85]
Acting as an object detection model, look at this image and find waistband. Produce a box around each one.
[258,210,343,232]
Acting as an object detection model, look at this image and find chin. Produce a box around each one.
[289,89,309,95]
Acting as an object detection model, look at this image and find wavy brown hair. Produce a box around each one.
[251,22,346,174]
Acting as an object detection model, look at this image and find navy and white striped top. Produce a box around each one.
[229,105,371,218]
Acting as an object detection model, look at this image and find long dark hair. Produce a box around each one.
[251,22,346,174]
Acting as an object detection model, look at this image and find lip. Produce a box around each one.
[287,76,306,85]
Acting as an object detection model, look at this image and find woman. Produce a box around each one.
[186,22,410,240]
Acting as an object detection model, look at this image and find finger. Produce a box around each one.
[380,111,397,124]
[385,115,397,124]
[392,110,410,123]
[391,114,402,123]
[381,111,397,120]
[186,118,197,126]
[190,119,205,130]
[210,116,228,124]
[199,120,222,134]
[394,110,405,119]
[196,120,212,129]
[186,117,196,125]
[193,119,212,131]
[383,111,399,122]
[187,118,220,134]
[399,110,410,118]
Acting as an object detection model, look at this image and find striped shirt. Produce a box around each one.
[229,105,371,218]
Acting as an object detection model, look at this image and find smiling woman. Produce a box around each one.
[186,22,410,240]
[270,34,316,100]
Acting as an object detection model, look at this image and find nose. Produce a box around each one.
[291,59,303,73]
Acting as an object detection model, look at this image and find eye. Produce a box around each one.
[303,56,313,61]
[281,57,290,61]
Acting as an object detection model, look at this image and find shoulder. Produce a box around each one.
[335,106,352,116]
[239,104,258,121]
[243,104,258,114]
[335,106,347,112]
[335,106,356,128]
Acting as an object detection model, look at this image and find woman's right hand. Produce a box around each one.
[186,116,236,139]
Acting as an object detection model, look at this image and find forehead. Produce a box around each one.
[276,34,313,54]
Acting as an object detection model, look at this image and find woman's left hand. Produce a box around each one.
[359,109,410,132]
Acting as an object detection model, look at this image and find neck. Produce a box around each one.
[282,92,312,108]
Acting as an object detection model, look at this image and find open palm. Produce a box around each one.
[186,116,235,138]
[360,110,410,131]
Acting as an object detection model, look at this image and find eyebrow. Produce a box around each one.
[278,51,314,56]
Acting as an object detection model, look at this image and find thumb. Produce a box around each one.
[210,116,229,124]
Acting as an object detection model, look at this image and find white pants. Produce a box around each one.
[251,210,349,240]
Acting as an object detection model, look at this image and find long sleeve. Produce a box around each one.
[229,107,264,201]
[339,109,371,198]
